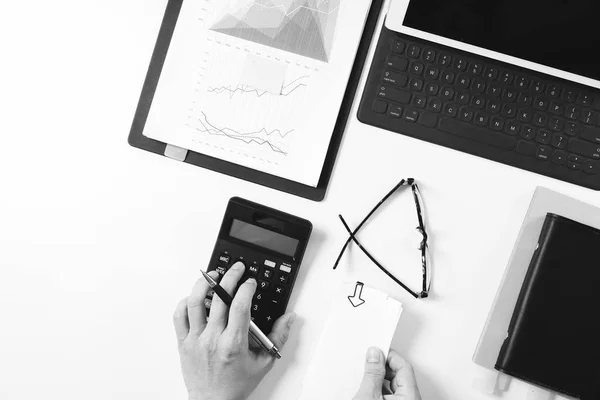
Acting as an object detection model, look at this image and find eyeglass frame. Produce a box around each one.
[332,178,431,299]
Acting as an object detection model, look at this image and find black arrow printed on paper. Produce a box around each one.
[348,281,366,308]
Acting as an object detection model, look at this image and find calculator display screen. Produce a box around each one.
[229,219,299,257]
[403,0,600,81]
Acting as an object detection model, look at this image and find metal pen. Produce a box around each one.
[201,270,282,359]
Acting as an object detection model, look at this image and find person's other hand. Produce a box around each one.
[353,347,422,400]
[173,262,296,400]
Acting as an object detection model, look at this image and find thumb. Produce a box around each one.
[355,347,386,399]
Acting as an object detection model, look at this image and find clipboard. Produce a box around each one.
[128,0,386,202]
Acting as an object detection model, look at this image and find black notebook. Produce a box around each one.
[495,213,600,399]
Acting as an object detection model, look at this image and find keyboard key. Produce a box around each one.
[440,87,455,100]
[487,100,502,114]
[404,109,419,123]
[487,84,502,98]
[534,113,548,127]
[278,274,289,284]
[517,93,533,106]
[419,112,438,127]
[490,117,505,131]
[521,125,535,140]
[502,89,517,102]
[568,154,584,164]
[437,53,452,67]
[386,56,408,71]
[425,66,440,79]
[388,105,403,118]
[425,83,439,96]
[413,95,426,108]
[566,105,580,120]
[471,95,485,109]
[551,150,567,166]
[408,44,421,58]
[584,161,598,174]
[532,81,545,94]
[516,141,537,157]
[439,118,516,150]
[517,108,532,122]
[547,85,561,98]
[454,58,468,71]
[536,146,551,161]
[485,67,499,80]
[274,285,286,296]
[410,62,424,76]
[457,75,470,89]
[422,49,436,62]
[536,130,551,144]
[549,102,564,116]
[506,121,521,135]
[377,85,411,103]
[551,134,568,149]
[569,139,600,159]
[565,122,580,136]
[474,113,489,126]
[578,93,593,107]
[470,63,483,75]
[426,98,442,113]
[568,161,581,170]
[248,264,260,275]
[218,253,231,265]
[392,40,406,54]
[514,76,528,89]
[562,90,576,103]
[501,104,517,118]
[410,78,424,91]
[262,269,273,280]
[443,103,458,118]
[500,71,514,85]
[458,108,475,122]
[581,110,597,125]
[580,126,600,143]
[372,98,388,113]
[472,77,486,93]
[456,92,470,105]
[441,70,455,84]
[382,70,408,87]
[534,97,549,111]
[548,116,564,132]
[258,280,270,290]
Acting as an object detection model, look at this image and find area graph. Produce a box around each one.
[211,0,340,62]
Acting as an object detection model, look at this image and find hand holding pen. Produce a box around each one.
[173,261,297,400]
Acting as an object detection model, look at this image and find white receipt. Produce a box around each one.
[298,282,403,400]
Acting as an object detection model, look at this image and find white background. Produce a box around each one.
[1,1,598,399]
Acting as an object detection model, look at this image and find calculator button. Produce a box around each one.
[248,264,260,275]
[258,280,270,290]
[207,289,214,298]
[204,298,212,308]
[262,269,273,280]
[278,274,289,284]
[218,254,231,265]
[264,260,276,268]
[216,266,227,275]
[252,304,260,312]
[280,265,292,273]
[254,292,264,302]
[274,285,286,296]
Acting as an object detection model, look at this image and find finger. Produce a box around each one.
[386,350,421,399]
[355,347,386,399]
[187,271,219,336]
[206,261,246,332]
[267,312,296,351]
[173,298,189,343]
[225,277,257,337]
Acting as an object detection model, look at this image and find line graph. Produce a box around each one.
[211,0,340,62]
[206,75,309,99]
[193,111,291,155]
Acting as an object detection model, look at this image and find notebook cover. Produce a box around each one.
[495,213,600,399]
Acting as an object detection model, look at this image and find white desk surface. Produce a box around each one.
[2,1,598,399]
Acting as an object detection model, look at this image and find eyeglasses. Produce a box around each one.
[333,178,431,299]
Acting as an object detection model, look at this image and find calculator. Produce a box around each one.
[205,197,312,334]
